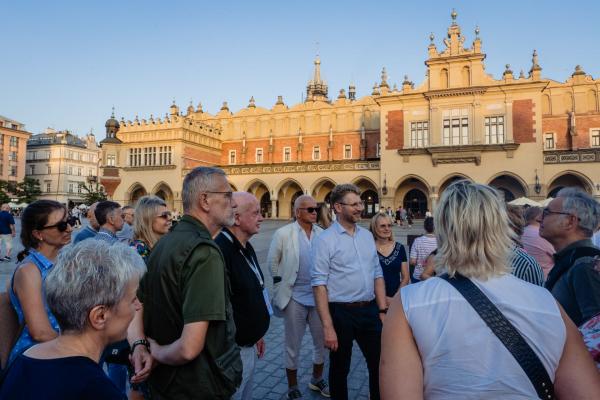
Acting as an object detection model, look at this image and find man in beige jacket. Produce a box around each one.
[267,195,329,399]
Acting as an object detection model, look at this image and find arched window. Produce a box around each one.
[440,68,449,89]
[461,66,471,86]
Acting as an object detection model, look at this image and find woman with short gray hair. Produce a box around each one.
[0,240,146,399]
[381,180,600,399]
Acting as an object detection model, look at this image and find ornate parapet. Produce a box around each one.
[543,149,600,164]
[397,143,519,165]
[221,160,380,176]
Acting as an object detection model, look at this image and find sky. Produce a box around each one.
[1,0,599,140]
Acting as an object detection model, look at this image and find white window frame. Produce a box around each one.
[410,121,429,148]
[590,128,600,148]
[484,115,505,144]
[442,108,469,146]
[544,132,556,150]
[283,146,291,162]
[29,165,35,175]
[229,150,237,165]
[45,182,51,193]
[376,142,381,157]
[68,182,74,193]
[255,148,263,163]
[312,145,321,161]
[343,144,352,159]
[107,154,116,166]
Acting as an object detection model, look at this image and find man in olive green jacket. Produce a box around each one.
[133,167,242,399]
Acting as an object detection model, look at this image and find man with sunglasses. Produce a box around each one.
[541,188,600,326]
[267,195,329,399]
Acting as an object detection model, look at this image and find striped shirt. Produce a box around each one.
[511,246,545,286]
[410,234,437,280]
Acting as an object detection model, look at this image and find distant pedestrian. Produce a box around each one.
[216,192,271,400]
[506,205,544,286]
[93,201,123,244]
[0,203,16,261]
[521,206,555,278]
[130,195,171,261]
[73,202,99,243]
[409,217,436,282]
[316,204,332,229]
[312,184,386,400]
[267,195,329,399]
[117,205,135,243]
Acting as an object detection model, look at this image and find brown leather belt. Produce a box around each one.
[331,301,372,308]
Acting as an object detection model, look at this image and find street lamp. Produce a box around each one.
[534,171,541,194]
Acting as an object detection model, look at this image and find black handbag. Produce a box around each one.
[441,273,555,400]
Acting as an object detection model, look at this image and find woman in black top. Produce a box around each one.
[0,240,146,400]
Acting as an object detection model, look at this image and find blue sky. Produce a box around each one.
[2,1,599,139]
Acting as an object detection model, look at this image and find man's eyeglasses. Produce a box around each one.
[204,191,233,199]
[156,211,172,220]
[40,220,73,232]
[298,207,320,213]
[338,202,364,209]
[542,208,577,219]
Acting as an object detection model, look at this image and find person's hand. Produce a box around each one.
[129,344,154,384]
[379,312,386,324]
[255,338,265,359]
[323,325,338,351]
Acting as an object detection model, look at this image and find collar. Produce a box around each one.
[178,215,212,239]
[28,249,53,271]
[333,220,357,236]
[554,239,594,260]
[220,227,254,254]
[98,227,117,238]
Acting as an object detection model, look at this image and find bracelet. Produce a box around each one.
[379,308,388,314]
[130,338,150,354]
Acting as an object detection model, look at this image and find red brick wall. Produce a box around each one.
[366,131,379,158]
[183,146,221,169]
[386,110,404,149]
[542,117,569,149]
[221,142,243,165]
[574,114,600,148]
[513,99,535,143]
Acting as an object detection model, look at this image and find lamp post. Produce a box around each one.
[534,170,541,195]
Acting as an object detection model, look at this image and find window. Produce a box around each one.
[45,151,50,159]
[129,148,142,166]
[228,150,236,165]
[484,116,505,144]
[255,148,263,163]
[159,146,172,165]
[8,151,16,161]
[410,121,429,148]
[344,144,352,159]
[77,167,82,176]
[68,165,73,175]
[144,147,156,166]
[29,165,35,175]
[312,146,321,161]
[28,151,37,160]
[283,147,291,162]
[68,183,74,193]
[11,124,18,130]
[47,165,51,174]
[10,166,17,177]
[442,109,469,145]
[88,168,93,176]
[0,134,3,145]
[591,129,600,147]
[77,183,82,194]
[46,182,51,193]
[544,133,555,150]
[9,136,17,147]
[107,154,116,166]
[376,142,381,157]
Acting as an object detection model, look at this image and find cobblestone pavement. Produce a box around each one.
[0,217,424,399]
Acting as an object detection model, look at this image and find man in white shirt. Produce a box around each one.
[267,195,329,399]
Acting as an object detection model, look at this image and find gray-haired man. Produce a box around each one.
[267,195,329,399]
[541,187,600,325]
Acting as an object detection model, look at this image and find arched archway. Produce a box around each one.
[403,189,428,218]
[394,175,431,217]
[353,177,380,217]
[152,182,174,210]
[246,179,271,217]
[438,174,472,196]
[547,171,594,198]
[488,173,528,202]
[260,192,271,218]
[277,179,304,219]
[311,177,336,204]
[127,183,147,206]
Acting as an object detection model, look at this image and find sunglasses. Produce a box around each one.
[40,220,73,232]
[156,211,172,220]
[298,207,320,213]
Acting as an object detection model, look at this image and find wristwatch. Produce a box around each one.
[130,338,150,354]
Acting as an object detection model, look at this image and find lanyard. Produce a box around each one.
[221,230,263,287]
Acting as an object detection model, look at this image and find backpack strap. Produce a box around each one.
[441,273,555,400]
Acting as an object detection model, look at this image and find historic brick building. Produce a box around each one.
[99,11,600,218]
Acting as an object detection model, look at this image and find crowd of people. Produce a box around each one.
[0,166,599,399]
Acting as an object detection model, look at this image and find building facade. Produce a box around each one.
[26,129,100,207]
[0,115,32,184]
[99,12,600,218]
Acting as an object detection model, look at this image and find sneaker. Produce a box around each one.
[287,387,303,399]
[2,256,10,261]
[309,379,330,398]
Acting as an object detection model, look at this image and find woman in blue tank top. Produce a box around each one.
[8,200,73,363]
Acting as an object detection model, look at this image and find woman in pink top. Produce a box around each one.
[521,207,555,278]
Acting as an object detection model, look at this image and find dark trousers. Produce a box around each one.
[328,302,382,400]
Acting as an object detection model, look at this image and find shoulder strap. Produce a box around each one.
[441,273,555,400]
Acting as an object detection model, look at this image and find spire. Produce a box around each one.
[248,96,256,108]
[451,9,457,25]
[348,83,356,101]
[380,67,389,89]
[306,55,328,102]
[111,106,115,119]
[529,49,542,80]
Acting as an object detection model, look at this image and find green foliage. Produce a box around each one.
[0,180,17,204]
[16,177,42,203]
[79,182,107,205]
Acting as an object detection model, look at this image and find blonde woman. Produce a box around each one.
[370,212,409,306]
[381,181,600,399]
[131,195,171,262]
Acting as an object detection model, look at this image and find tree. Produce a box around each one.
[0,180,11,204]
[16,177,42,203]
[79,182,107,205]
